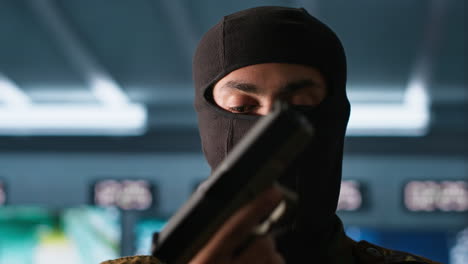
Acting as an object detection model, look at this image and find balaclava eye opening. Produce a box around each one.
[193,6,350,262]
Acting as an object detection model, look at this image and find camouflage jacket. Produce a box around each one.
[101,236,441,264]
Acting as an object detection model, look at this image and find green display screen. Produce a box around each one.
[0,206,120,264]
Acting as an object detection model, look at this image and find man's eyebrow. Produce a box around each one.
[221,79,321,95]
[222,80,262,95]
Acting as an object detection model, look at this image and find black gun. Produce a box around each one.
[151,101,314,264]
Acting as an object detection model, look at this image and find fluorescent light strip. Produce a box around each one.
[0,73,147,136]
[347,80,430,136]
[0,104,147,136]
[0,73,31,107]
[347,105,429,136]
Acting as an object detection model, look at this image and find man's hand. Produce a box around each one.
[189,187,285,264]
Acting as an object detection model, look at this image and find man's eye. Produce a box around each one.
[228,105,257,114]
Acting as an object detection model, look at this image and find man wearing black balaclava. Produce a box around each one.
[103,6,440,264]
[191,6,440,264]
[193,5,348,263]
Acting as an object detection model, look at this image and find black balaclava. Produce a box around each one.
[193,6,350,262]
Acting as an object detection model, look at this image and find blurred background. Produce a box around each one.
[0,0,466,263]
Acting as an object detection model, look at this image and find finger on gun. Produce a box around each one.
[209,186,283,252]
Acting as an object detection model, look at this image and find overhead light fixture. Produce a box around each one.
[0,74,149,136]
[0,74,147,136]
[0,104,146,136]
[0,72,147,136]
[347,79,430,137]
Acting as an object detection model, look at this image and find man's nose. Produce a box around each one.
[262,96,287,115]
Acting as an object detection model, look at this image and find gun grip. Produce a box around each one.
[233,182,298,256]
